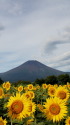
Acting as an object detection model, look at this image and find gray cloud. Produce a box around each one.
[0,24,5,31]
[47,51,70,71]
[44,40,70,54]
[0,0,70,72]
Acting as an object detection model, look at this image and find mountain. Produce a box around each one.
[0,60,66,82]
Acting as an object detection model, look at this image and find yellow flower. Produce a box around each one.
[0,117,7,125]
[42,83,48,89]
[28,101,36,116]
[4,94,13,98]
[65,116,70,125]
[54,84,58,88]
[67,82,70,85]
[43,97,67,122]
[27,84,34,90]
[2,82,6,88]
[48,86,56,97]
[27,119,34,125]
[18,86,23,92]
[55,86,69,102]
[37,104,44,112]
[0,87,4,99]
[27,91,35,99]
[7,93,31,120]
[36,85,40,90]
[24,87,28,91]
[24,92,31,99]
[5,81,11,90]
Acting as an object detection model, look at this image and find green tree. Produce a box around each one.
[45,75,58,85]
[35,78,45,85]
[58,74,70,84]
[0,77,4,84]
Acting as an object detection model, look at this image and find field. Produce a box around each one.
[0,81,70,125]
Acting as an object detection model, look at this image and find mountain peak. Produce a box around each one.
[24,60,41,64]
[0,60,65,82]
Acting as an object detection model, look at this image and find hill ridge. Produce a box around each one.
[0,60,67,82]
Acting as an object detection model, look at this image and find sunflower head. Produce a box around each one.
[7,92,32,120]
[0,117,7,125]
[18,86,23,92]
[27,101,36,116]
[24,92,31,99]
[27,118,34,125]
[27,84,34,90]
[65,116,70,125]
[2,82,6,89]
[28,91,35,99]
[36,85,40,90]
[43,97,67,122]
[37,104,44,112]
[55,86,69,101]
[0,87,4,99]
[48,86,56,97]
[42,83,47,89]
[5,81,11,90]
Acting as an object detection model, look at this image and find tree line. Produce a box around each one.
[0,74,70,85]
[35,74,70,85]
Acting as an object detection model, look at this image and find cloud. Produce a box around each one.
[47,51,70,71]
[44,39,70,55]
[0,0,70,72]
[0,23,5,31]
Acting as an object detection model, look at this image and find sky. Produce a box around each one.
[0,0,70,73]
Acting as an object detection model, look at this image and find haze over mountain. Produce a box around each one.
[0,60,67,82]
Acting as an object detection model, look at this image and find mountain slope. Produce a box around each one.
[0,60,65,82]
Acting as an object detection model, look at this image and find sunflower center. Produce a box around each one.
[6,84,10,88]
[11,100,23,114]
[0,121,4,125]
[49,103,60,115]
[43,85,46,88]
[26,94,30,98]
[29,86,32,89]
[50,89,55,95]
[19,87,22,91]
[29,92,33,98]
[58,91,66,99]
[0,89,3,96]
[69,120,70,124]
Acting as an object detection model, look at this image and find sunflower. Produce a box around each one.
[43,97,67,122]
[24,87,28,91]
[27,118,34,125]
[48,86,56,97]
[27,91,35,99]
[2,82,6,88]
[36,85,40,90]
[27,84,34,90]
[5,81,11,90]
[0,87,4,99]
[37,104,44,112]
[42,83,48,89]
[27,101,36,117]
[24,92,31,99]
[55,86,69,101]
[18,86,23,92]
[0,117,7,125]
[7,92,31,120]
[65,116,70,125]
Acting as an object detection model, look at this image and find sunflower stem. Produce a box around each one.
[58,122,60,125]
[34,118,36,125]
[11,119,13,125]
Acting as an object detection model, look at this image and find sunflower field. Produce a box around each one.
[0,81,70,125]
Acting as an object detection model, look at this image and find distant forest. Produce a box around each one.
[0,74,70,86]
